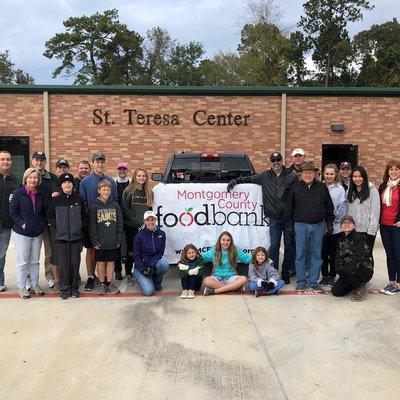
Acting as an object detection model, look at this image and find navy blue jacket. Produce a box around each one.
[133,227,166,273]
[10,187,46,237]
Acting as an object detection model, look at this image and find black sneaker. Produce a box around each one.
[319,277,329,286]
[94,275,100,285]
[283,276,290,285]
[71,290,80,298]
[60,291,68,300]
[84,277,95,291]
[155,286,162,291]
[115,272,123,281]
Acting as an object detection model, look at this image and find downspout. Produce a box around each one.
[43,91,50,160]
[280,93,287,164]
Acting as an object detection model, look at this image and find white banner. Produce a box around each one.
[153,183,270,263]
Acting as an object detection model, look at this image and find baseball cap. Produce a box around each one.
[143,211,157,220]
[270,152,283,162]
[117,162,128,170]
[92,152,106,162]
[291,148,305,157]
[340,161,352,169]
[32,151,46,160]
[341,215,355,225]
[58,173,74,186]
[56,159,70,168]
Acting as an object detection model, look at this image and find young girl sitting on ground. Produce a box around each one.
[202,231,250,295]
[248,246,285,297]
[178,244,204,299]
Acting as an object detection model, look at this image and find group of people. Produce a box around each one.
[0,147,399,302]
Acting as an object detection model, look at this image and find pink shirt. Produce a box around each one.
[25,185,37,209]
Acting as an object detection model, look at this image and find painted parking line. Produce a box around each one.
[0,289,383,299]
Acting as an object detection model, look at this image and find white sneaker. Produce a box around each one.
[25,276,32,290]
[180,290,188,299]
[48,278,55,288]
[29,285,45,296]
[187,290,195,299]
[18,288,31,299]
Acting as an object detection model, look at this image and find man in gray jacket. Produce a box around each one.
[227,152,297,283]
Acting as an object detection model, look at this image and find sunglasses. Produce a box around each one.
[271,158,282,163]
[117,167,127,170]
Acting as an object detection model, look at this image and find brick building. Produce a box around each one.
[0,85,399,184]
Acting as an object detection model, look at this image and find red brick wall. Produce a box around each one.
[49,94,282,180]
[0,94,44,151]
[1,92,399,185]
[286,96,400,184]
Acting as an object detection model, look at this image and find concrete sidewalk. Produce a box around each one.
[1,237,400,400]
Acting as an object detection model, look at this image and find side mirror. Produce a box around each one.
[151,173,163,182]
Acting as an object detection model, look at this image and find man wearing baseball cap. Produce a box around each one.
[227,151,297,283]
[285,161,334,292]
[55,159,70,177]
[31,151,58,288]
[339,161,352,192]
[288,148,306,174]
[79,152,118,291]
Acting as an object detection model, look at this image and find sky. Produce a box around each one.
[0,0,399,84]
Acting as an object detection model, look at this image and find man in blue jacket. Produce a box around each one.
[133,211,169,296]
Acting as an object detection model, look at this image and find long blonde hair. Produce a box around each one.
[125,168,154,207]
[214,231,237,270]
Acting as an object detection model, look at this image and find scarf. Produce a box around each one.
[383,178,400,206]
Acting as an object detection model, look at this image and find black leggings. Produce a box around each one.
[181,276,203,291]
[124,226,138,276]
[331,266,373,297]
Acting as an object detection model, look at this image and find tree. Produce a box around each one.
[285,31,311,86]
[201,52,245,86]
[141,27,174,84]
[299,0,374,86]
[157,42,205,86]
[353,18,400,87]
[43,9,143,84]
[202,0,311,87]
[0,50,34,84]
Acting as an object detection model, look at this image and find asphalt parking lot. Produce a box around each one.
[1,236,400,400]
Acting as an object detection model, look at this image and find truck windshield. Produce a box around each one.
[169,156,252,182]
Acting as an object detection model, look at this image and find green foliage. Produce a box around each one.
[43,9,143,84]
[299,0,374,86]
[156,42,205,86]
[354,18,400,87]
[0,50,34,84]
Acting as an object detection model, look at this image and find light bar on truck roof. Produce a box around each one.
[201,153,219,158]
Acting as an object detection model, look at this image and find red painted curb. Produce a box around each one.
[0,289,382,299]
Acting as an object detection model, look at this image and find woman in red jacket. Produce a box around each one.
[379,160,400,295]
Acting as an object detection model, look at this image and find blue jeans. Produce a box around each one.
[380,225,400,282]
[14,232,43,289]
[249,279,285,294]
[294,222,324,286]
[268,218,295,276]
[133,258,169,296]
[0,228,11,285]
